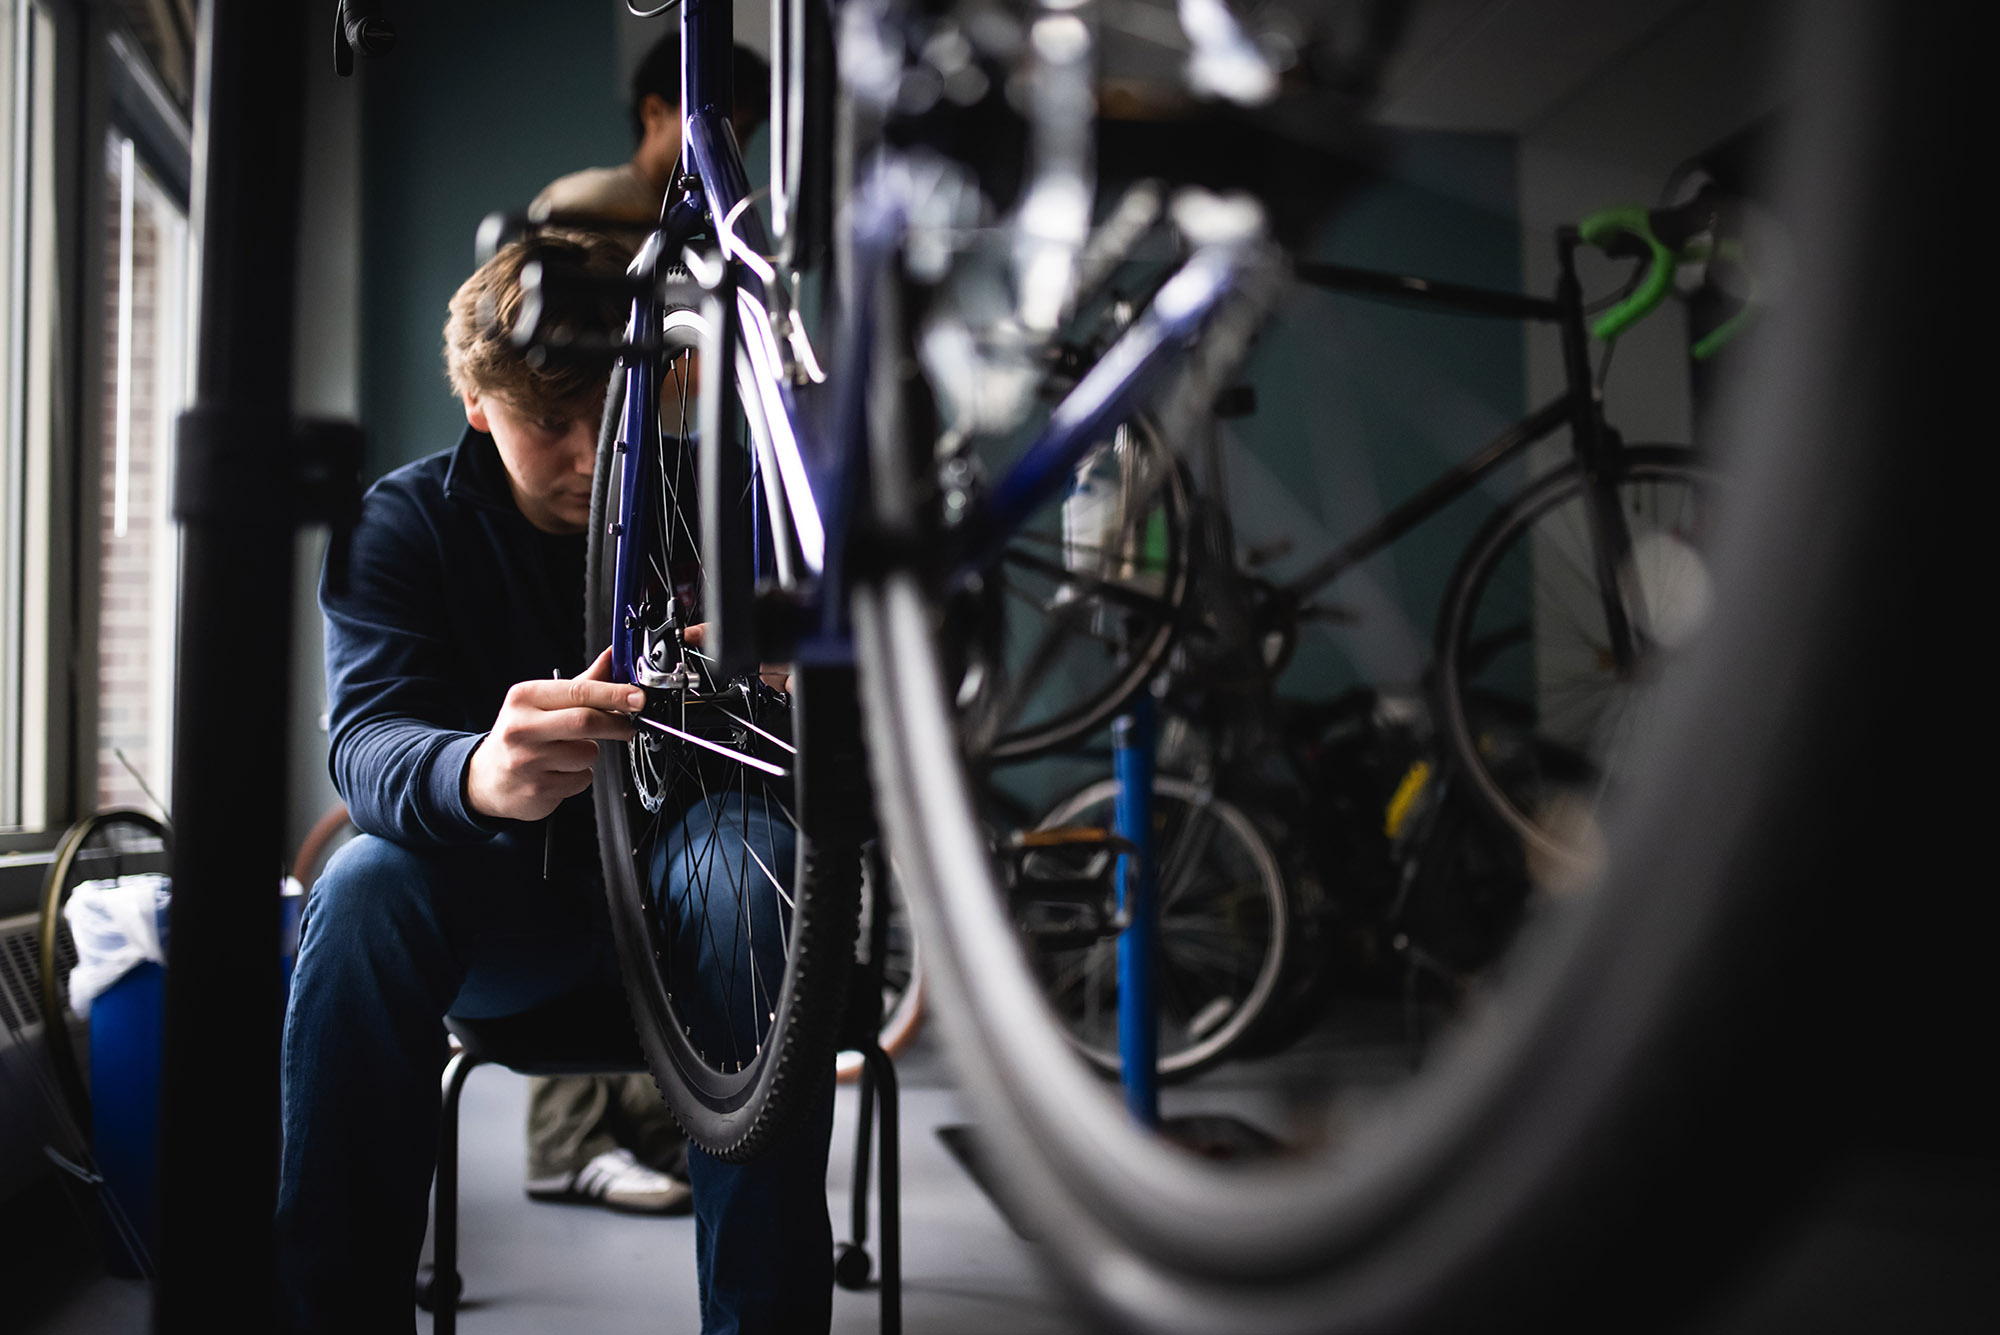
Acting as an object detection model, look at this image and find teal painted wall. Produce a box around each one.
[359,0,629,477]
[1229,129,1526,701]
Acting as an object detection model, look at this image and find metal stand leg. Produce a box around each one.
[835,840,903,1332]
[420,1047,474,1329]
[1113,693,1160,1126]
[851,1063,877,1251]
[834,1044,902,1334]
[865,1043,902,1335]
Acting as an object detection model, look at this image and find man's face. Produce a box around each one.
[635,92,684,189]
[462,391,597,535]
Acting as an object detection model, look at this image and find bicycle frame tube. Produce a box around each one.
[1554,228,1643,672]
[612,297,663,688]
[1295,261,1565,324]
[953,245,1248,579]
[640,9,1262,655]
[1280,233,1645,623]
[1282,395,1574,599]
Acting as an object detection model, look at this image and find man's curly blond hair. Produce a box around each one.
[443,229,630,425]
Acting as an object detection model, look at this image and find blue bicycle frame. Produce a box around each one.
[608,0,1255,688]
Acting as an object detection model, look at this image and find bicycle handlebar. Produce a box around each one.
[1578,188,1744,350]
[1577,205,1678,343]
[333,0,396,77]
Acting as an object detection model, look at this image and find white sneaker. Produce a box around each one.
[525,1148,692,1215]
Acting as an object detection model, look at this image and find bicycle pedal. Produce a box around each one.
[1004,825,1138,948]
[1004,825,1138,858]
[1011,897,1130,951]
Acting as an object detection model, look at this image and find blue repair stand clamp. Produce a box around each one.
[1112,693,1160,1126]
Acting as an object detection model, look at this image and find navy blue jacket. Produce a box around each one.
[320,424,597,871]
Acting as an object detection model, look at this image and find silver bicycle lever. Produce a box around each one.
[1176,0,1280,105]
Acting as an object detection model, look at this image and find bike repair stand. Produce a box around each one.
[1113,695,1161,1126]
[1114,689,1283,1159]
[835,842,902,1335]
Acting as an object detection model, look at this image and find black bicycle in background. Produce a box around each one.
[985,186,1744,1084]
[1274,189,1737,885]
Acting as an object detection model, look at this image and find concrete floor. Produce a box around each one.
[401,1058,1098,1334]
[16,999,1997,1334]
[22,1029,1103,1335]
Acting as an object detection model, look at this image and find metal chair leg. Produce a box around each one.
[836,1061,877,1291]
[852,1062,876,1248]
[864,1043,901,1335]
[422,1047,477,1330]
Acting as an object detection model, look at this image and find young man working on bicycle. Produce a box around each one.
[275,230,836,1334]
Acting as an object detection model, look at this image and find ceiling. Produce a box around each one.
[1368,0,1705,133]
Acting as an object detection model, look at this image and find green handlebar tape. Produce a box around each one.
[1690,308,1752,361]
[1691,239,1757,360]
[1579,205,1677,343]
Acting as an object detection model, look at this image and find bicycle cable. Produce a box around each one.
[1583,261,1648,317]
[626,0,683,17]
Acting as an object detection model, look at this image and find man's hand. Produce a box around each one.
[681,623,792,694]
[466,647,641,822]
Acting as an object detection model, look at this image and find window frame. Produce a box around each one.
[0,0,192,916]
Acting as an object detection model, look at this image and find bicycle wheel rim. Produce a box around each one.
[1437,450,1717,877]
[1032,777,1287,1079]
[37,810,172,1136]
[971,417,1192,762]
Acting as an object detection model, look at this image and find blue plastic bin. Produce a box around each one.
[89,961,164,1276]
[84,885,304,1277]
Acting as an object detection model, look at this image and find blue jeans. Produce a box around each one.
[276,795,833,1333]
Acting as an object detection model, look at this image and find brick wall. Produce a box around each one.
[94,144,180,814]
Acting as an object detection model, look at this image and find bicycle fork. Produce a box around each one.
[1556,229,1648,676]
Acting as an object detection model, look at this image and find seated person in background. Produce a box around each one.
[531,32,770,236]
[519,29,772,1222]
[276,229,837,1334]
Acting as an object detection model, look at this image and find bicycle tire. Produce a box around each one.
[37,810,172,1136]
[962,416,1193,762]
[837,849,925,1083]
[1029,775,1288,1081]
[850,3,1938,1325]
[1435,448,1715,878]
[289,801,353,892]
[588,276,861,1163]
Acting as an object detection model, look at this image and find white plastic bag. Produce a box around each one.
[63,874,171,1019]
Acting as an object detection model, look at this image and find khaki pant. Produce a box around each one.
[525,1073,687,1180]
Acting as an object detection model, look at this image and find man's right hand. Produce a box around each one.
[465,646,642,822]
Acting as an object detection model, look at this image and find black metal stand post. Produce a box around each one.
[835,1043,901,1335]
[153,3,355,1327]
[849,1061,875,1250]
[836,844,903,1334]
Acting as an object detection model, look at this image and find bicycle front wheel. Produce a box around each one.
[1030,776,1288,1081]
[1436,447,1716,881]
[852,2,1949,1329]
[587,278,862,1162]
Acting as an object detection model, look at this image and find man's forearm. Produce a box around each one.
[332,716,508,846]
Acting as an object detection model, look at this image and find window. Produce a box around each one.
[1,0,58,836]
[92,129,189,816]
[0,2,192,864]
